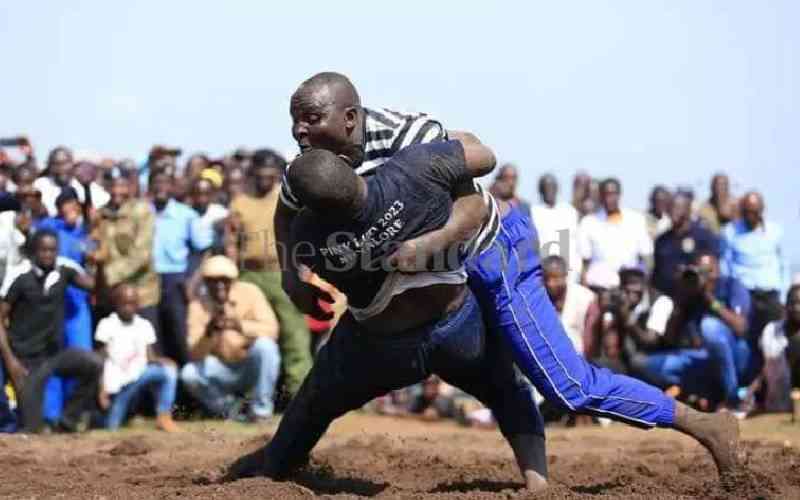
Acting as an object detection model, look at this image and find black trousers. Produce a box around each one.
[20,349,104,433]
[749,290,783,340]
[157,272,189,365]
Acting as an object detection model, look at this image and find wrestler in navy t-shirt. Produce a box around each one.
[291,140,469,309]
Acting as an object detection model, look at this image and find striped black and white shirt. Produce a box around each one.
[280,107,500,258]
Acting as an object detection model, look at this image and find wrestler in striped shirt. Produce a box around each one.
[277,72,501,319]
[282,81,499,262]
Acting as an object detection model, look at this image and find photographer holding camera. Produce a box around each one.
[652,251,752,410]
[588,268,653,373]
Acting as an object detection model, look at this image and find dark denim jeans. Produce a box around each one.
[262,290,544,477]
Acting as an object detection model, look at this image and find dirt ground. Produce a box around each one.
[0,412,798,500]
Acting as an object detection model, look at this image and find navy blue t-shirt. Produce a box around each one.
[291,140,469,309]
[652,222,720,297]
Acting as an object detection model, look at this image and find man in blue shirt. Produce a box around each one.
[653,192,720,297]
[722,192,789,339]
[150,169,213,364]
[647,252,753,410]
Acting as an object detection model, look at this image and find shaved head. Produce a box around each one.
[286,149,365,217]
[295,72,361,107]
[290,72,366,166]
[740,191,764,229]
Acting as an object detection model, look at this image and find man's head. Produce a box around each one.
[185,154,210,181]
[599,178,622,214]
[32,229,58,271]
[711,173,730,200]
[669,191,693,230]
[113,284,139,323]
[538,174,558,207]
[286,149,364,217]
[739,191,764,230]
[104,167,133,210]
[649,185,671,218]
[681,251,720,297]
[492,164,519,201]
[290,72,364,165]
[47,147,74,187]
[250,149,286,197]
[190,178,215,213]
[149,169,173,205]
[786,285,800,325]
[619,267,646,309]
[13,164,37,188]
[56,188,82,227]
[202,255,239,304]
[542,255,568,304]
[224,166,246,201]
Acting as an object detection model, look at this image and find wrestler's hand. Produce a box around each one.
[285,266,335,321]
[386,230,459,273]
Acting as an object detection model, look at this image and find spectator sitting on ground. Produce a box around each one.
[722,191,790,340]
[747,285,800,413]
[652,191,719,298]
[532,175,582,283]
[646,185,673,240]
[490,163,531,219]
[587,268,651,371]
[0,230,103,433]
[578,178,653,290]
[542,255,596,355]
[698,173,738,234]
[654,252,752,412]
[96,284,180,432]
[182,255,281,422]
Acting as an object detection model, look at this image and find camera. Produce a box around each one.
[603,288,625,314]
[680,265,708,290]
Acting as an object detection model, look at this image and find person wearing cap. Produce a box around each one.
[181,255,280,421]
[90,167,160,332]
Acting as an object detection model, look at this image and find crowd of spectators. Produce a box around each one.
[0,135,796,435]
[0,138,329,433]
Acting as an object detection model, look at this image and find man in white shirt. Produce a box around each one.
[531,174,582,283]
[542,255,595,354]
[33,148,109,216]
[578,178,653,289]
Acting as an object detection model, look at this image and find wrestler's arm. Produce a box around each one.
[275,201,334,320]
[387,134,496,272]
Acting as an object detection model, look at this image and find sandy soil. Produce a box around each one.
[0,412,798,499]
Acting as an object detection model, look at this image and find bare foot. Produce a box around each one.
[674,403,741,476]
[155,414,182,433]
[524,470,548,492]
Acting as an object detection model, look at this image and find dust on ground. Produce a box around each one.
[0,413,797,499]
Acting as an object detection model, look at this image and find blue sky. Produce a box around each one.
[1,1,798,268]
